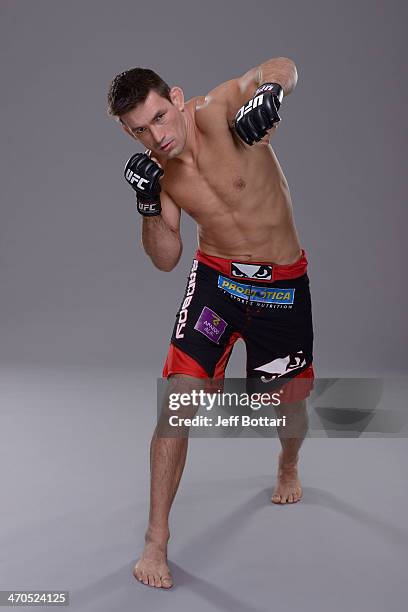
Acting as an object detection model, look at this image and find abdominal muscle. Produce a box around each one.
[198,204,302,264]
[193,151,302,265]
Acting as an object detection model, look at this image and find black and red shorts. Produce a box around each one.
[163,249,314,397]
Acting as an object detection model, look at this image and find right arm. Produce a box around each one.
[141,190,182,272]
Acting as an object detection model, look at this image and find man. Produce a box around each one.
[107,57,314,588]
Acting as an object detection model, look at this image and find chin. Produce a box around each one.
[168,143,183,158]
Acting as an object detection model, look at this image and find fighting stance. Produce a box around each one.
[107,57,314,588]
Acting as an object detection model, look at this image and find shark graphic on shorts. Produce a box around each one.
[254,351,306,382]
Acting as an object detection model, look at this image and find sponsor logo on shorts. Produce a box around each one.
[231,262,272,281]
[194,307,227,344]
[175,260,198,339]
[254,351,306,382]
[218,275,295,307]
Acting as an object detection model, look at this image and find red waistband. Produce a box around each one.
[195,249,308,282]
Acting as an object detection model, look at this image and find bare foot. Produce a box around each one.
[271,452,302,504]
[133,537,173,589]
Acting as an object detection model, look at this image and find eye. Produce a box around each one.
[231,264,246,277]
[253,266,270,278]
[156,113,166,122]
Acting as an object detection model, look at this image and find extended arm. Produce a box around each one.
[228,57,297,123]
[207,57,298,129]
[256,56,298,97]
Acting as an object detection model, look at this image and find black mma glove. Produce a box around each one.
[234,82,284,146]
[124,152,164,216]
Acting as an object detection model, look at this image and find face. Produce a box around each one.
[120,87,187,158]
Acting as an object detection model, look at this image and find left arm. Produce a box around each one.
[257,56,298,98]
[207,57,298,125]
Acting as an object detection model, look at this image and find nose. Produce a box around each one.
[150,125,164,146]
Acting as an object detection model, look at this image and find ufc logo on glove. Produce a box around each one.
[139,202,158,213]
[125,169,149,190]
[235,94,264,123]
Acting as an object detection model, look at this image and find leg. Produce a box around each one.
[134,255,241,586]
[133,374,203,588]
[271,398,309,504]
[242,272,314,504]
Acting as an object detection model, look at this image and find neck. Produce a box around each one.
[175,104,197,164]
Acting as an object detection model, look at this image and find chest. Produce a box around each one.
[164,128,253,214]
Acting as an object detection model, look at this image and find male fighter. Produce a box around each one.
[107,57,314,588]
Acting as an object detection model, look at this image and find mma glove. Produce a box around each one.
[234,82,284,146]
[124,152,164,216]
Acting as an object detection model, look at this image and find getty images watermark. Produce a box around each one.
[156,377,408,438]
[167,388,284,428]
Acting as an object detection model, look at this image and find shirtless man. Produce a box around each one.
[107,57,314,588]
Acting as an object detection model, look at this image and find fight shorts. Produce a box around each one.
[162,249,314,400]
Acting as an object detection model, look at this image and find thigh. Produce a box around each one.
[164,260,244,378]
[244,274,314,382]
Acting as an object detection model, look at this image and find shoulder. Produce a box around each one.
[192,69,260,129]
[187,90,233,133]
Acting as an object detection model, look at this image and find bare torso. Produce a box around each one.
[161,95,302,265]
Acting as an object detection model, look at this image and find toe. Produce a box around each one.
[142,572,149,586]
[136,571,143,583]
[133,563,141,581]
[147,574,155,587]
[153,574,162,588]
[288,493,294,503]
[271,489,281,503]
[161,575,173,589]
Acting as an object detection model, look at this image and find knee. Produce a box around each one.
[160,374,210,420]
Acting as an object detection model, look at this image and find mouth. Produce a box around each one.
[160,140,174,152]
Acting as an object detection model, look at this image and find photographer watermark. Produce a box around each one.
[156,377,408,438]
[168,388,283,428]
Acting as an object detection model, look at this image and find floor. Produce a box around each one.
[0,365,407,611]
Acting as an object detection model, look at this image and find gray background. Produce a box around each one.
[1,1,407,611]
[1,0,407,376]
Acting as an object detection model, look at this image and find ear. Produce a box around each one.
[169,86,185,111]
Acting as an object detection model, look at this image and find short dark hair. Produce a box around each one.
[107,67,171,118]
